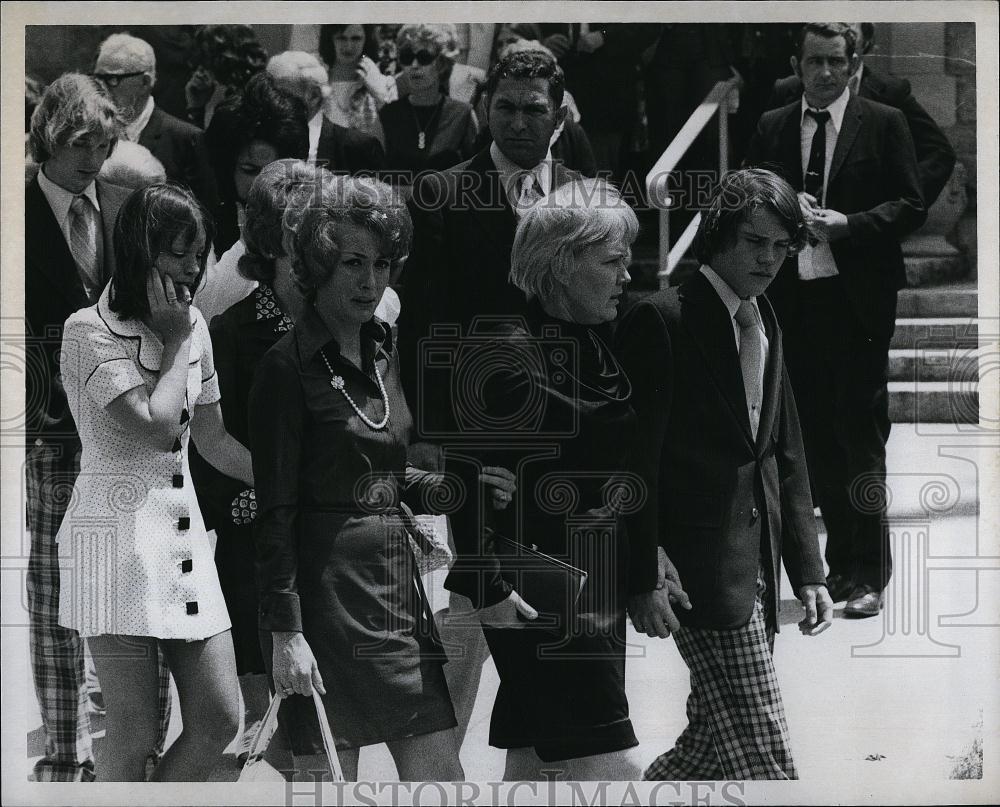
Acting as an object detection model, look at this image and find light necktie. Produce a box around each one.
[848,71,861,94]
[734,299,764,439]
[515,173,543,215]
[69,195,102,295]
[804,108,831,201]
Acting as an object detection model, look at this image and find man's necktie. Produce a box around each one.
[734,299,764,439]
[848,71,861,94]
[68,195,102,295]
[804,108,831,201]
[515,173,543,215]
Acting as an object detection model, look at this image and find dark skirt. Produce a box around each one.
[262,512,456,753]
[214,522,266,675]
[482,609,638,762]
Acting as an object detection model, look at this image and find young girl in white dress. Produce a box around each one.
[57,183,253,781]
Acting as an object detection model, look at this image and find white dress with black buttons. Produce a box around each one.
[56,284,231,640]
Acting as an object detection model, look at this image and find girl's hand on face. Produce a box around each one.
[146,272,193,342]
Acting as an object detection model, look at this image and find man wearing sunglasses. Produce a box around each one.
[94,33,217,210]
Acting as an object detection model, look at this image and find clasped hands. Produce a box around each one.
[798,192,849,244]
[627,547,692,638]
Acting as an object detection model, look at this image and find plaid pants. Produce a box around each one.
[643,575,797,781]
[25,441,172,781]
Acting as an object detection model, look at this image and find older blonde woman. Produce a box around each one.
[446,178,662,780]
[378,24,477,181]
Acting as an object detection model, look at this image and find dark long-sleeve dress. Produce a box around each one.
[248,304,456,753]
[379,96,477,181]
[190,282,292,674]
[445,300,640,762]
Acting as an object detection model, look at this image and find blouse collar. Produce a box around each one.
[97,281,201,372]
[294,302,394,368]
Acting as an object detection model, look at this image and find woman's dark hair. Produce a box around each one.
[238,159,329,283]
[317,24,380,69]
[194,24,268,89]
[204,71,310,207]
[285,176,413,297]
[692,169,807,265]
[485,49,565,109]
[109,183,215,320]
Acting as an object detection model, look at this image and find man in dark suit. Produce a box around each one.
[94,33,218,209]
[765,22,955,207]
[24,73,130,782]
[266,50,385,175]
[746,23,927,616]
[396,50,579,747]
[617,169,832,780]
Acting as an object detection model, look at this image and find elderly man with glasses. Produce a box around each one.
[94,33,217,209]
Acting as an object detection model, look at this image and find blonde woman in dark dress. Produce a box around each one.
[446,178,676,780]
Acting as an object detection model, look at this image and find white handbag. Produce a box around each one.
[238,690,345,782]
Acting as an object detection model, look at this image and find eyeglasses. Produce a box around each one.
[398,48,437,67]
[93,71,147,87]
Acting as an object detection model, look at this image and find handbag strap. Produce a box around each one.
[241,691,285,767]
[240,691,345,782]
[312,689,346,782]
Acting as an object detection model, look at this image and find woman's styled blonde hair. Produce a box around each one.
[510,178,639,303]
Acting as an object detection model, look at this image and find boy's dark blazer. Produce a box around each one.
[616,271,826,630]
[24,175,132,448]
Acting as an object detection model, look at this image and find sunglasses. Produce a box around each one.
[93,70,147,87]
[398,48,437,67]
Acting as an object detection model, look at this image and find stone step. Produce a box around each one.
[888,382,979,424]
[905,254,968,287]
[896,285,978,318]
[890,318,979,350]
[888,348,980,383]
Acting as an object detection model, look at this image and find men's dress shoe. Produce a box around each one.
[826,573,856,602]
[844,585,884,618]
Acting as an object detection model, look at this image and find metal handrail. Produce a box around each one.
[645,77,741,283]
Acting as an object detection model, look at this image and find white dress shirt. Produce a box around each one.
[490,141,552,216]
[798,85,850,280]
[700,263,769,380]
[307,110,324,165]
[38,165,104,256]
[125,97,156,142]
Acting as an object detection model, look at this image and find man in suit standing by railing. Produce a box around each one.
[765,22,956,207]
[746,23,926,617]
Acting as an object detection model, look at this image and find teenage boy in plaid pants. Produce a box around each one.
[25,73,172,782]
[616,169,834,779]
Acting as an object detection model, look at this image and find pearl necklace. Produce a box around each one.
[319,348,391,430]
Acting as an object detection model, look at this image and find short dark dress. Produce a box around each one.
[249,304,456,753]
[190,282,292,674]
[446,301,640,762]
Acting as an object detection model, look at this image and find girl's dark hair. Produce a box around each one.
[109,183,214,320]
[195,24,268,89]
[318,24,380,69]
[204,71,310,207]
[692,168,807,265]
